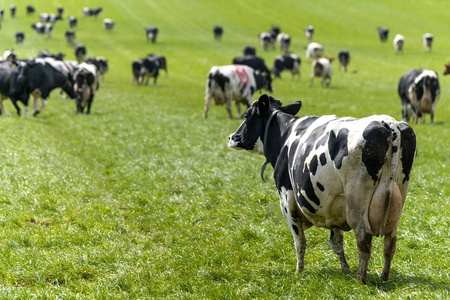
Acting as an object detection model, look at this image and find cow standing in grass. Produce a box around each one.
[422,33,433,52]
[73,63,99,114]
[305,25,314,41]
[393,34,404,54]
[228,94,416,284]
[338,50,350,72]
[378,27,389,42]
[309,57,333,88]
[272,54,301,80]
[306,42,323,59]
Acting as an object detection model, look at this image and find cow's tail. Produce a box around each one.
[369,121,402,237]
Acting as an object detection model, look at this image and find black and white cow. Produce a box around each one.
[73,62,99,114]
[83,7,103,18]
[32,22,53,38]
[309,57,333,88]
[398,68,440,123]
[306,42,323,59]
[393,34,404,54]
[10,5,15,18]
[259,32,275,51]
[422,33,433,52]
[74,43,87,63]
[132,59,143,85]
[84,56,109,81]
[65,30,76,46]
[338,50,350,72]
[305,25,314,41]
[103,18,115,31]
[213,25,223,40]
[205,65,273,118]
[272,54,301,79]
[15,31,25,45]
[228,94,417,284]
[377,27,389,42]
[277,33,291,53]
[0,61,30,116]
[132,58,160,86]
[146,27,159,43]
[3,50,16,62]
[40,13,60,23]
[57,6,64,19]
[68,16,77,28]
[148,54,167,75]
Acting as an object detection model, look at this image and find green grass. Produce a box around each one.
[0,0,448,298]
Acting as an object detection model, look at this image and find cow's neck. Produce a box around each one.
[262,110,293,169]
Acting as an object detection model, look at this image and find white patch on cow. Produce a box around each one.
[306,42,323,59]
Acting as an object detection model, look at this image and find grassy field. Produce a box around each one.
[0,0,448,298]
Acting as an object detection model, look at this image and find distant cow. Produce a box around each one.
[74,44,87,63]
[84,56,109,81]
[242,45,256,57]
[65,30,76,46]
[148,54,167,75]
[270,25,280,39]
[73,62,99,114]
[393,34,405,54]
[57,6,64,18]
[15,31,25,45]
[10,5,15,17]
[377,27,389,42]
[259,32,275,51]
[338,50,350,72]
[32,22,53,38]
[272,54,301,79]
[204,65,273,118]
[132,59,143,85]
[68,16,77,28]
[398,68,440,123]
[37,50,65,60]
[228,93,417,285]
[213,25,223,40]
[26,5,35,15]
[277,33,291,53]
[305,25,314,41]
[83,7,103,18]
[2,50,16,62]
[422,33,433,52]
[0,8,4,20]
[103,18,115,31]
[443,63,450,75]
[310,57,333,88]
[40,13,59,23]
[306,42,324,59]
[146,27,158,43]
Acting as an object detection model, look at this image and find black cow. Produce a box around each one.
[232,56,270,74]
[148,54,167,75]
[140,58,160,85]
[242,45,256,57]
[213,25,223,40]
[0,61,29,116]
[15,31,25,45]
[83,7,103,18]
[378,27,389,42]
[16,59,77,117]
[68,16,77,28]
[146,27,158,43]
[272,54,301,79]
[65,30,76,46]
[132,59,143,85]
[74,44,87,63]
[398,69,440,123]
[338,50,350,72]
[84,57,109,81]
[10,5,16,18]
[228,94,417,284]
[26,5,35,15]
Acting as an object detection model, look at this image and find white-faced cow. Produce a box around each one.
[398,68,440,124]
[422,33,433,52]
[74,43,87,63]
[378,27,389,42]
[68,16,77,28]
[0,61,30,116]
[309,57,333,88]
[259,32,275,51]
[65,30,76,46]
[83,7,103,18]
[32,22,53,38]
[393,34,404,54]
[306,42,324,59]
[277,33,291,53]
[338,50,350,72]
[103,18,115,31]
[213,25,223,40]
[228,94,416,284]
[10,5,15,18]
[272,54,301,80]
[204,65,273,118]
[146,27,159,43]
[305,25,314,41]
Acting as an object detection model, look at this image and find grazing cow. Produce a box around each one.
[73,63,99,114]
[422,33,433,52]
[305,25,314,41]
[398,69,440,123]
[65,30,76,46]
[103,18,115,31]
[277,33,291,53]
[272,54,301,79]
[306,42,324,59]
[84,56,109,81]
[146,27,159,43]
[443,63,450,75]
[213,25,223,40]
[243,45,256,57]
[393,34,405,54]
[310,57,333,88]
[2,50,16,62]
[204,65,273,118]
[0,61,29,116]
[13,58,77,117]
[74,44,87,63]
[228,94,417,284]
[10,5,15,18]
[338,50,350,72]
[15,31,25,45]
[83,7,103,18]
[26,5,35,15]
[32,22,53,38]
[68,16,77,28]
[259,32,275,51]
[148,54,167,75]
[140,57,160,85]
[377,27,389,42]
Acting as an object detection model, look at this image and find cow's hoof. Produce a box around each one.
[32,110,40,116]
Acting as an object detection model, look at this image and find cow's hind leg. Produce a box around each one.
[330,229,350,273]
[355,228,373,284]
[381,229,397,281]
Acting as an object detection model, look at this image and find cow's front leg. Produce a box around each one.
[33,98,47,116]
[330,229,350,273]
[354,227,373,284]
[225,95,233,118]
[381,229,397,281]
[279,188,306,273]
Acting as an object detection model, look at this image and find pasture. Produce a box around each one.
[0,0,448,298]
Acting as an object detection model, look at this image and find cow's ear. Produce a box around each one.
[280,101,302,116]
[257,94,270,115]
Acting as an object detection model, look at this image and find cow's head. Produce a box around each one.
[255,70,274,93]
[228,94,301,154]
